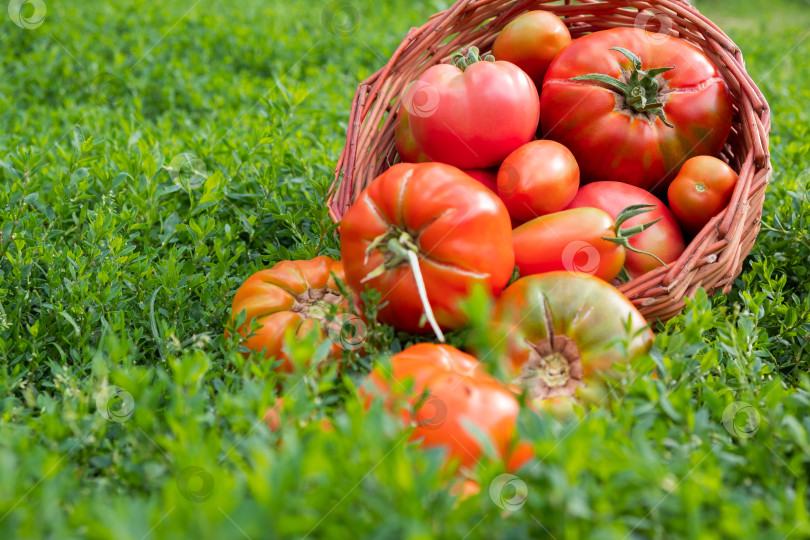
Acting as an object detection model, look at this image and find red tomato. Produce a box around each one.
[227,257,353,370]
[541,28,733,192]
[362,344,532,471]
[464,168,524,229]
[565,182,685,278]
[497,140,580,222]
[491,10,572,90]
[494,272,653,403]
[340,163,514,335]
[395,106,430,164]
[667,156,739,235]
[408,47,539,169]
[513,205,663,282]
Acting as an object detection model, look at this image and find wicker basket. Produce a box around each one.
[329,0,771,323]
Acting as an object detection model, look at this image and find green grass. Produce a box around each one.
[1,0,810,538]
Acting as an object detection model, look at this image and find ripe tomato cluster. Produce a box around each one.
[226,10,740,484]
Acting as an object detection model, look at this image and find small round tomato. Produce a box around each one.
[340,163,514,336]
[227,256,353,371]
[667,156,739,235]
[565,182,685,278]
[513,205,663,282]
[497,140,579,222]
[464,168,524,229]
[408,47,539,169]
[395,106,430,164]
[491,10,572,90]
[362,343,532,471]
[493,272,653,403]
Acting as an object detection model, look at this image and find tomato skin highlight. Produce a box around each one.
[395,107,430,164]
[340,163,515,334]
[408,60,540,169]
[494,272,653,402]
[565,182,685,278]
[497,140,580,222]
[667,156,739,235]
[361,343,532,471]
[227,256,348,371]
[513,207,625,282]
[540,28,733,192]
[491,10,572,90]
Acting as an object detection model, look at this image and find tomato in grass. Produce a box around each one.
[361,343,533,471]
[408,47,539,169]
[512,205,664,282]
[541,28,733,192]
[339,162,514,338]
[227,256,353,371]
[493,272,653,404]
[565,181,685,278]
[491,10,572,90]
[667,156,739,235]
[395,106,430,164]
[497,140,580,222]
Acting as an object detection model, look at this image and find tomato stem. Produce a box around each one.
[452,46,495,71]
[602,204,668,266]
[571,47,675,128]
[361,228,445,342]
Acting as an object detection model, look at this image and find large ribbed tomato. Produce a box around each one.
[494,272,653,404]
[407,47,539,169]
[227,256,354,370]
[362,344,532,471]
[340,163,514,336]
[541,28,733,192]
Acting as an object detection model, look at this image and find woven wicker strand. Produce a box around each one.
[329,0,771,323]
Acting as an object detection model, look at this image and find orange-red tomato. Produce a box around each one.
[227,256,351,371]
[340,163,514,334]
[494,272,653,404]
[513,207,625,282]
[497,140,580,222]
[667,156,739,235]
[565,182,685,278]
[513,205,664,282]
[491,10,572,90]
[395,107,430,164]
[362,344,532,471]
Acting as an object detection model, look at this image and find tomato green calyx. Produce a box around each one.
[515,294,584,399]
[571,47,675,128]
[452,46,495,71]
[602,204,668,266]
[362,228,445,342]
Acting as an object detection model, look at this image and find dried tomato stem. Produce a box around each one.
[405,249,445,342]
